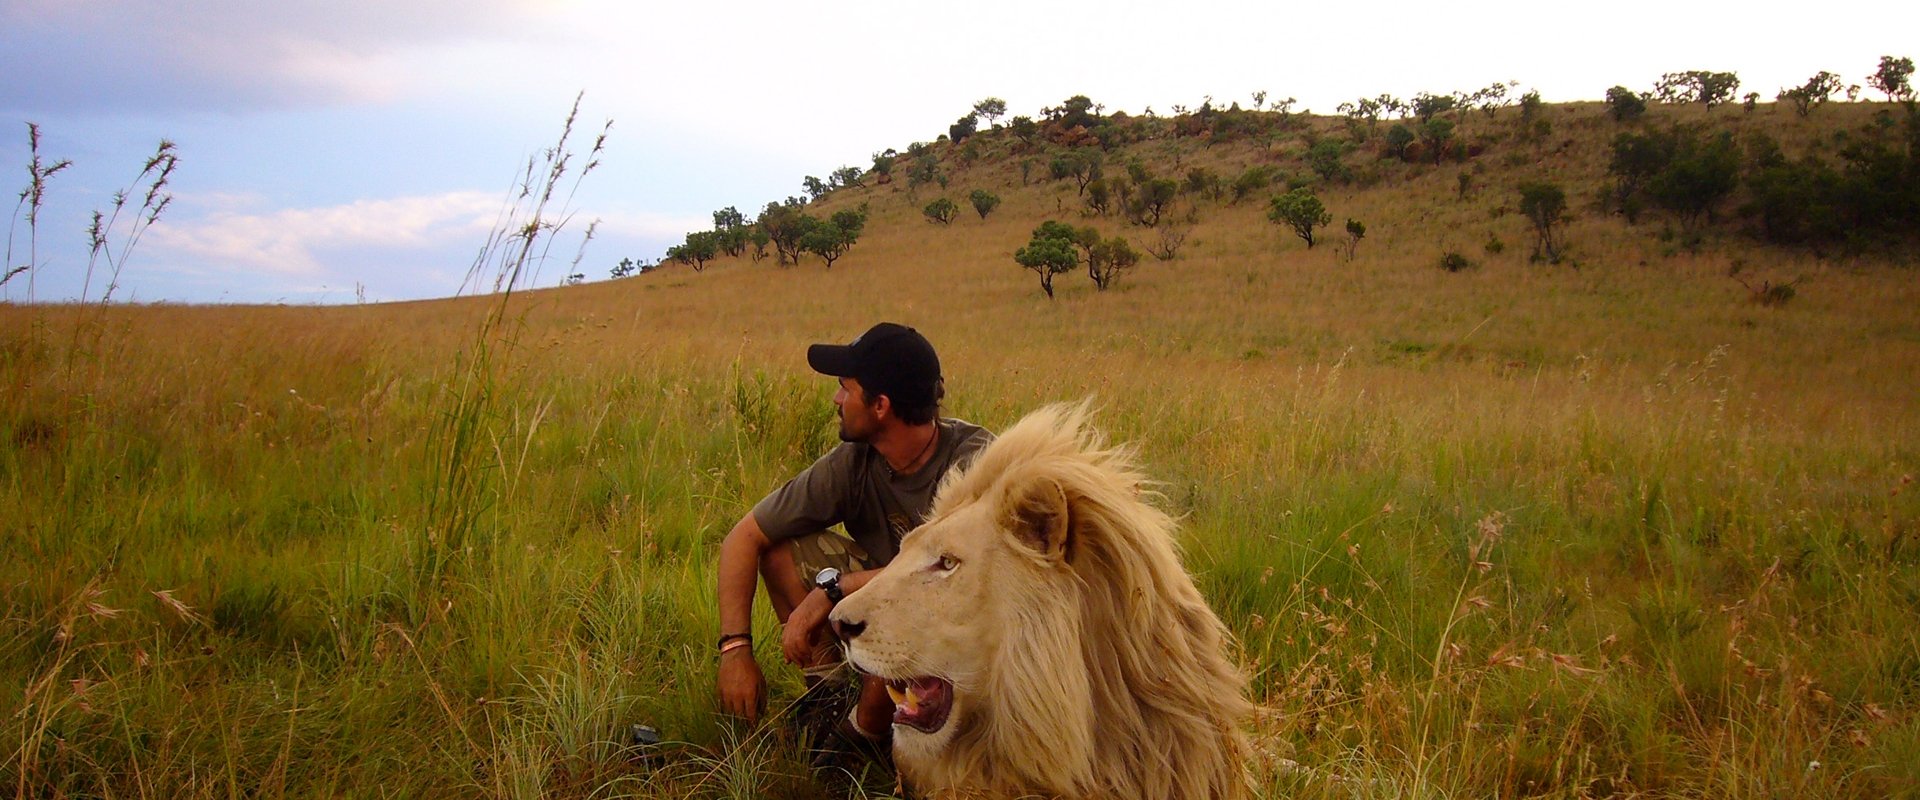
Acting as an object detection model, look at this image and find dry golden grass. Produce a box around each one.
[2,99,1916,798]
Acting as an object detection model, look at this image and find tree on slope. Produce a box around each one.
[1015,221,1080,299]
[1268,188,1331,248]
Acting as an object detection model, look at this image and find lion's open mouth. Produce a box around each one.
[884,676,953,734]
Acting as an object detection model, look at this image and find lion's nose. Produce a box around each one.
[833,617,866,641]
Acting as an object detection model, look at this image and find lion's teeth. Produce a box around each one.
[886,684,906,706]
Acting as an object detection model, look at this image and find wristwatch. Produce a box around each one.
[814,567,845,604]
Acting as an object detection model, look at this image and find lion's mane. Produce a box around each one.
[909,403,1251,799]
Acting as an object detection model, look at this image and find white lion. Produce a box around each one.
[829,403,1251,799]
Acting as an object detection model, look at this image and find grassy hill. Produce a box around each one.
[2,97,1917,798]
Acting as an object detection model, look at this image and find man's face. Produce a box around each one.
[834,377,882,442]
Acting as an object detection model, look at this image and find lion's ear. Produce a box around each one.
[1004,476,1071,562]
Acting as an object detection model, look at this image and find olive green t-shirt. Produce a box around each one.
[752,418,993,566]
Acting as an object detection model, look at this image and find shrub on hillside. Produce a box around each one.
[1088,235,1141,290]
[1268,188,1331,248]
[1518,181,1568,263]
[1127,178,1178,227]
[1605,86,1648,122]
[1438,251,1474,272]
[922,198,959,225]
[969,189,1001,220]
[1014,220,1081,299]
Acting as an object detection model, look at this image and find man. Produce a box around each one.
[715,322,993,750]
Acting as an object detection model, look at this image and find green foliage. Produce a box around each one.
[1412,91,1458,123]
[1438,250,1474,272]
[797,207,867,268]
[1870,55,1915,101]
[1605,86,1647,122]
[1647,130,1741,229]
[1267,187,1331,248]
[1183,167,1221,200]
[1739,109,1920,247]
[1341,218,1366,262]
[948,114,978,143]
[1610,125,1741,229]
[1044,94,1100,131]
[801,175,829,200]
[1418,118,1456,164]
[972,97,1008,127]
[1517,90,1543,123]
[922,197,959,225]
[1484,232,1506,254]
[907,152,942,194]
[1087,234,1141,290]
[830,165,864,189]
[756,199,813,266]
[1307,139,1351,183]
[1085,178,1112,215]
[1008,115,1039,149]
[1778,71,1844,118]
[748,227,770,262]
[1518,181,1567,263]
[1653,70,1741,108]
[666,230,719,271]
[1127,178,1178,227]
[1230,165,1272,204]
[870,149,896,178]
[1013,220,1080,298]
[968,189,1001,220]
[1385,124,1416,160]
[1049,150,1103,195]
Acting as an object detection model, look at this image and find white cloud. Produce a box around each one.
[0,0,554,113]
[147,191,505,277]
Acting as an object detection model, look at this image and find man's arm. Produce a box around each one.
[779,566,884,665]
[716,513,770,722]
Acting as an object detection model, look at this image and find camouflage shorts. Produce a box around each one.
[788,530,877,587]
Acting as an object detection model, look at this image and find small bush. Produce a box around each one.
[1484,233,1506,254]
[1439,251,1475,272]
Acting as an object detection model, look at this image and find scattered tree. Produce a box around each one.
[799,207,868,268]
[666,230,720,271]
[949,114,978,143]
[1518,181,1567,263]
[1341,218,1366,262]
[1087,235,1141,290]
[1605,86,1647,122]
[1049,150,1103,195]
[1014,221,1080,299]
[1385,124,1416,160]
[972,98,1008,128]
[1307,139,1350,182]
[1870,56,1915,101]
[1127,178,1178,226]
[1230,165,1272,204]
[803,175,830,200]
[1652,70,1740,109]
[1085,178,1112,215]
[611,257,640,278]
[830,165,865,188]
[968,189,1001,220]
[1267,188,1331,248]
[1778,71,1844,117]
[1147,224,1188,261]
[923,197,959,225]
[758,200,813,266]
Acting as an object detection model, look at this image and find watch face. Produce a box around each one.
[815,567,840,588]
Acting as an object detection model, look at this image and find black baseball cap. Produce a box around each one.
[807,323,942,410]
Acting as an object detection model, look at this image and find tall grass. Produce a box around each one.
[2,99,1916,797]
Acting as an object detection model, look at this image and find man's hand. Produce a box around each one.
[782,588,835,666]
[717,647,766,723]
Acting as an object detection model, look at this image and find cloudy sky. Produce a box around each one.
[2,0,1913,303]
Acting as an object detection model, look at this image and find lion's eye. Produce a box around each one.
[936,554,959,572]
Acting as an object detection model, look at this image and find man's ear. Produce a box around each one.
[1004,476,1071,562]
[869,391,893,422]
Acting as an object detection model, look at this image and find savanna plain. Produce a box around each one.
[3,94,1918,798]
